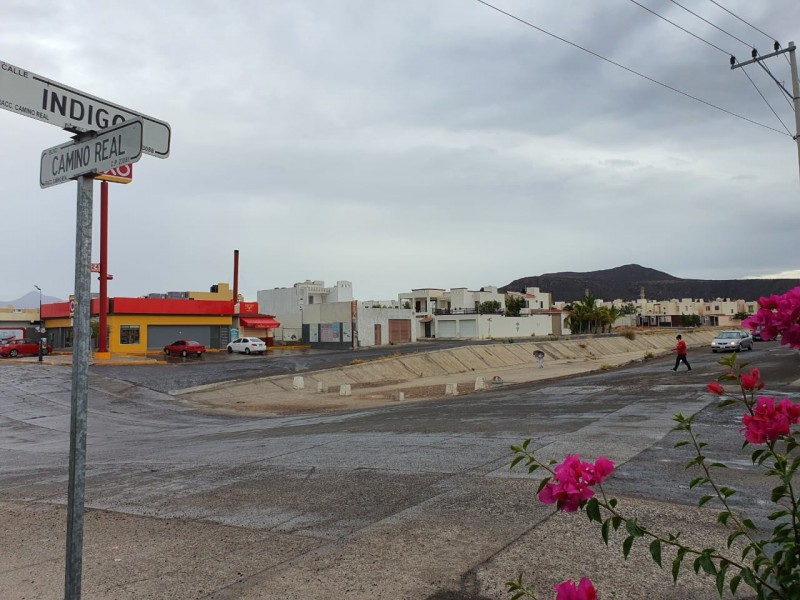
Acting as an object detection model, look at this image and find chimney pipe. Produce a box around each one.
[233,249,239,303]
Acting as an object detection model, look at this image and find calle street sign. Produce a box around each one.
[0,60,170,158]
[40,119,143,189]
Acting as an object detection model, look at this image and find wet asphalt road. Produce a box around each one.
[0,340,797,599]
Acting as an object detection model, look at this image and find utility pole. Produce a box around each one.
[731,41,800,181]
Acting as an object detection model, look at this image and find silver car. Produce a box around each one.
[227,337,267,355]
[711,330,754,353]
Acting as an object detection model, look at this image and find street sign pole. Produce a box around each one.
[64,172,93,600]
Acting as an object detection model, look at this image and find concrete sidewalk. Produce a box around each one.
[178,330,717,415]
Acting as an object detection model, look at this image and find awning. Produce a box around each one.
[240,317,281,328]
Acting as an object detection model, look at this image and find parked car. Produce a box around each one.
[0,338,53,358]
[711,330,754,353]
[752,326,763,341]
[227,337,266,355]
[163,340,206,357]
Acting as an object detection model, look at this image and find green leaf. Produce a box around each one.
[622,535,635,559]
[522,439,530,450]
[719,486,736,499]
[672,548,686,583]
[612,516,622,530]
[729,574,741,594]
[601,518,610,545]
[740,568,758,589]
[536,477,551,495]
[693,556,702,574]
[510,456,524,470]
[741,519,756,530]
[699,553,716,576]
[727,531,744,548]
[717,511,730,525]
[770,485,787,502]
[698,495,714,507]
[586,498,601,523]
[674,441,690,448]
[716,568,726,596]
[649,539,662,567]
[689,477,707,489]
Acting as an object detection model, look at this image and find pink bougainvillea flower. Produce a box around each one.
[741,397,794,444]
[585,456,614,485]
[739,369,765,391]
[744,288,800,349]
[553,577,597,600]
[777,398,800,424]
[706,381,725,395]
[538,455,614,512]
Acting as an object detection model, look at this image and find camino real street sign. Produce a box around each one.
[40,118,143,188]
[0,60,170,158]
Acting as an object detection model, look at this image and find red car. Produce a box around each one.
[0,338,53,358]
[163,340,206,357]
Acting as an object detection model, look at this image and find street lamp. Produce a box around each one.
[33,285,43,362]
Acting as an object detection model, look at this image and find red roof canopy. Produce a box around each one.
[240,317,280,328]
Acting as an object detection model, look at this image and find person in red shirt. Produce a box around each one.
[672,334,692,371]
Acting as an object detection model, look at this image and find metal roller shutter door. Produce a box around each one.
[437,320,456,337]
[459,319,477,338]
[147,325,213,350]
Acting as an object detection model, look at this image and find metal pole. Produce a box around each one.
[788,42,800,182]
[99,181,108,354]
[64,174,93,600]
[35,285,43,362]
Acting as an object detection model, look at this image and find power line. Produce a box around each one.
[707,0,777,44]
[667,0,752,49]
[627,0,730,56]
[474,0,791,137]
[628,0,794,134]
[706,0,792,67]
[739,67,793,135]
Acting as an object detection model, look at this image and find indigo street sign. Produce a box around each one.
[0,60,170,157]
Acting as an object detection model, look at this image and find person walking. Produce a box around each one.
[533,350,545,369]
[672,334,692,372]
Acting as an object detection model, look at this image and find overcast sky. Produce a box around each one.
[1,0,799,304]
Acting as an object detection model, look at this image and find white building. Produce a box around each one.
[258,280,415,347]
[398,285,562,340]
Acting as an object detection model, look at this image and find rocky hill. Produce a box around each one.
[500,264,800,303]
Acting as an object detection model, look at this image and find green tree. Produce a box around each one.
[505,296,525,317]
[565,294,600,334]
[732,312,751,321]
[680,314,701,327]
[479,300,501,314]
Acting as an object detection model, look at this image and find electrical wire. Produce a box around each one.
[627,0,730,56]
[739,68,793,135]
[667,0,752,49]
[474,0,791,137]
[706,0,792,67]
[628,0,794,134]
[707,0,777,44]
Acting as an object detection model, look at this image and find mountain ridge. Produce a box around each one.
[500,264,800,303]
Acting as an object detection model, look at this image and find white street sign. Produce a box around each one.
[0,60,170,158]
[40,119,143,189]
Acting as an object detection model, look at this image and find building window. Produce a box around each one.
[120,325,140,345]
[714,305,720,311]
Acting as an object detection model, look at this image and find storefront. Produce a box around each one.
[42,297,235,353]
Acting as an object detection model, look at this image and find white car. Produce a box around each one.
[227,337,266,355]
[711,330,754,353]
